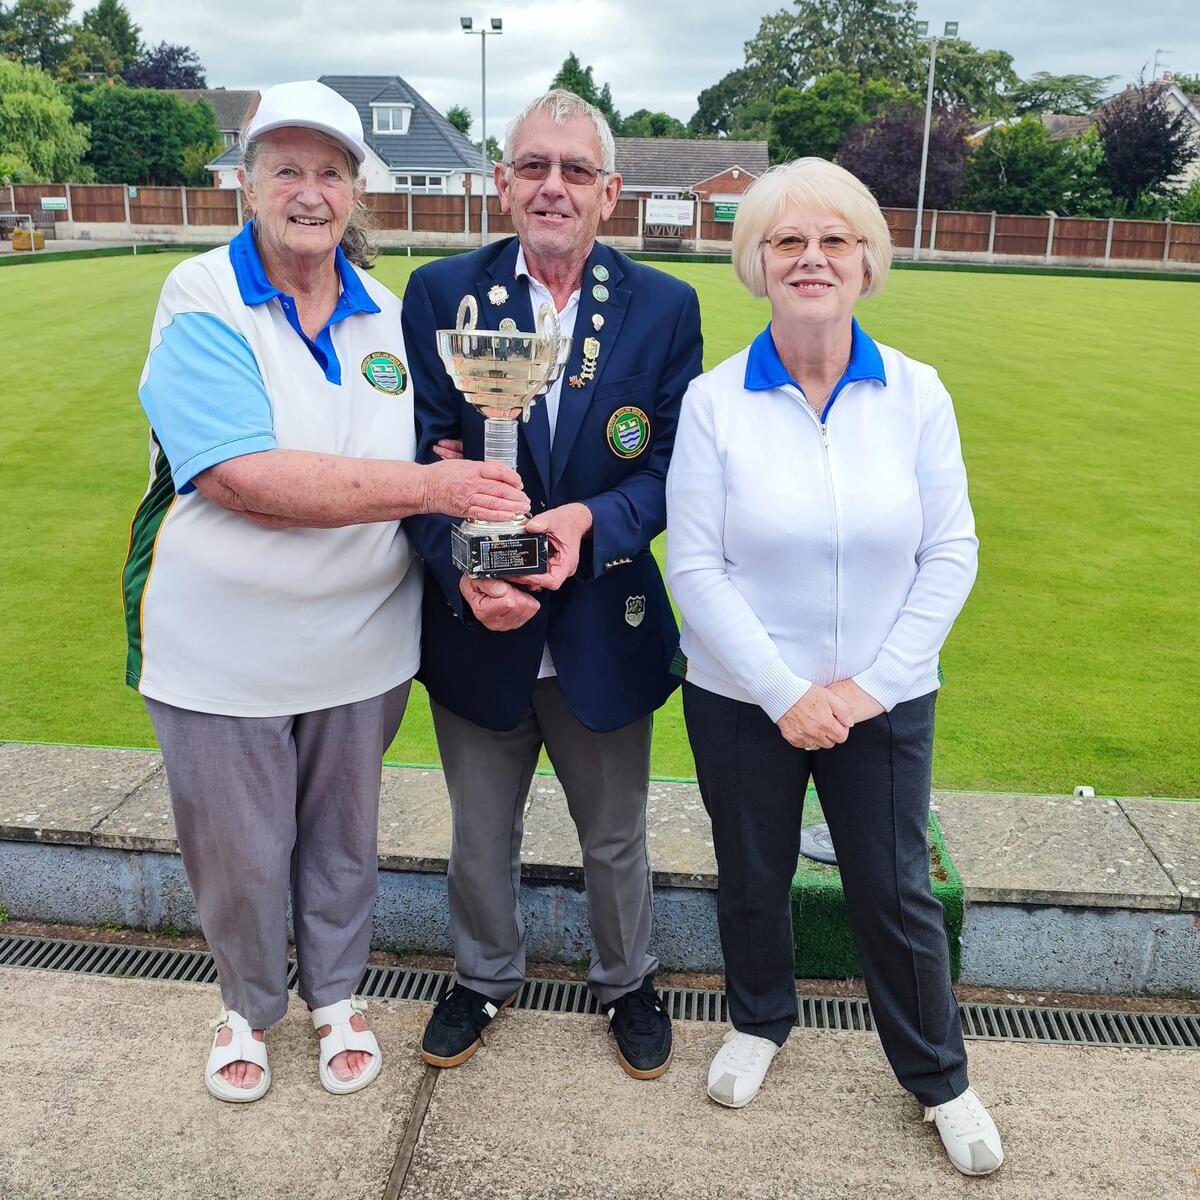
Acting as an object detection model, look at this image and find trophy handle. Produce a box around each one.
[456,295,479,332]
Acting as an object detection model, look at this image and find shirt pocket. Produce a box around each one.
[594,371,654,401]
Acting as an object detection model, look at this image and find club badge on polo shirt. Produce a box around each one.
[606,405,650,459]
[361,352,408,394]
[624,595,646,627]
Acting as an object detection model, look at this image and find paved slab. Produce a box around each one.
[0,744,160,845]
[93,766,176,852]
[0,968,425,1200]
[933,791,1181,910]
[403,1007,1200,1200]
[1120,797,1200,911]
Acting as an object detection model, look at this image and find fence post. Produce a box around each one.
[1044,213,1056,264]
[929,209,938,254]
[235,189,243,226]
[64,183,74,224]
[6,183,14,210]
[181,186,189,227]
[1104,218,1114,263]
[463,192,470,237]
[123,185,131,225]
[406,191,413,237]
[637,196,645,242]
[1163,218,1172,264]
[987,212,997,261]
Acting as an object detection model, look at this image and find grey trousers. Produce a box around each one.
[145,681,410,1028]
[431,677,658,1005]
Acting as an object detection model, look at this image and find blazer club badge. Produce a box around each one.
[606,406,650,458]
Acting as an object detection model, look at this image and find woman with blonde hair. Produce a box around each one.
[666,158,1003,1176]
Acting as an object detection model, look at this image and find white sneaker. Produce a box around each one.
[924,1087,1005,1176]
[706,1028,780,1108]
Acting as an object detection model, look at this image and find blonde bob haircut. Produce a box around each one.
[731,158,892,299]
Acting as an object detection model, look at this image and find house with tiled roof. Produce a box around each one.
[206,74,489,195]
[167,88,260,149]
[613,138,769,201]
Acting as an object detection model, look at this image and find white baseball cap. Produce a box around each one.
[243,80,368,165]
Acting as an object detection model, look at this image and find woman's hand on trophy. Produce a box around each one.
[459,576,541,631]
[777,685,853,750]
[432,439,464,460]
[421,460,529,521]
[507,503,594,592]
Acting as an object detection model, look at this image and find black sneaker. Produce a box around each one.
[607,976,672,1079]
[420,983,514,1068]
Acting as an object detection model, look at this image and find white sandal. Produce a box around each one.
[311,997,382,1095]
[205,1009,270,1103]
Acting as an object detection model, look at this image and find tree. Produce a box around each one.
[548,53,621,131]
[929,41,1017,117]
[769,69,908,162]
[80,0,141,68]
[0,57,89,180]
[76,84,218,183]
[57,28,121,81]
[620,109,687,138]
[122,40,206,89]
[1098,81,1196,206]
[1171,73,1200,96]
[688,67,771,140]
[837,100,971,208]
[1174,177,1200,223]
[1059,128,1111,217]
[180,137,221,187]
[962,117,1070,214]
[445,103,471,136]
[744,0,923,94]
[0,0,75,74]
[1007,72,1116,116]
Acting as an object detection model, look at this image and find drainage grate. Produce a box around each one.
[3,933,1197,1051]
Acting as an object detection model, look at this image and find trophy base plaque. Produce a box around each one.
[451,521,549,579]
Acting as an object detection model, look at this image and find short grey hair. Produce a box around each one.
[503,89,616,173]
[239,126,378,269]
[731,158,893,299]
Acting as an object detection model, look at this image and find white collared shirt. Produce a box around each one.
[513,245,581,679]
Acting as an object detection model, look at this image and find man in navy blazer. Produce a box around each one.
[402,89,702,1080]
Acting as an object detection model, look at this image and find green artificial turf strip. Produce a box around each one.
[1,252,1196,797]
[791,790,963,980]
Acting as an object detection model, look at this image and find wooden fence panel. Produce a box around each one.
[933,210,990,252]
[67,184,126,222]
[1110,220,1167,260]
[467,196,515,235]
[700,201,735,241]
[129,186,183,225]
[411,194,465,233]
[993,215,1050,256]
[11,184,69,221]
[1052,217,1108,259]
[883,207,932,250]
[185,188,238,225]
[598,196,640,238]
[364,192,409,230]
[1167,221,1200,264]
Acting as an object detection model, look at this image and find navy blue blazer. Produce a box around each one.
[402,237,703,733]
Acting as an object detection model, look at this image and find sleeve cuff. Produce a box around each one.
[173,434,277,494]
[748,659,813,723]
[851,657,913,713]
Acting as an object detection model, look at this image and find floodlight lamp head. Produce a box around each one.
[491,18,503,30]
[944,21,959,36]
[460,16,473,30]
[916,20,928,36]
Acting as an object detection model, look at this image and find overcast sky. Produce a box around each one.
[111,1,1197,144]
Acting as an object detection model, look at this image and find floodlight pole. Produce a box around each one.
[462,17,503,246]
[913,20,957,264]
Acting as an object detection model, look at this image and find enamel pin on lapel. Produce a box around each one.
[592,283,609,303]
[488,284,508,306]
[592,313,604,331]
[624,595,646,627]
[592,264,610,282]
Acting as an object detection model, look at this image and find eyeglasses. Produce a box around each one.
[506,157,608,187]
[762,233,865,258]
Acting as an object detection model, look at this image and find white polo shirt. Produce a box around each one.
[121,224,422,717]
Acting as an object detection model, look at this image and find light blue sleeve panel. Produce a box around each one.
[139,310,277,494]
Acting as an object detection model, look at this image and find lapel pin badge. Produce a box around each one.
[488,284,509,306]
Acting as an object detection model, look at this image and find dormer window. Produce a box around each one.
[372,103,413,134]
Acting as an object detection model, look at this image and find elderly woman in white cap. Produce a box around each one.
[666,159,1004,1176]
[121,80,528,1102]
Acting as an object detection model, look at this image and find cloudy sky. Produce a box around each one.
[111,1,1196,144]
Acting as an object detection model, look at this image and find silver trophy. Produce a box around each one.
[436,295,571,578]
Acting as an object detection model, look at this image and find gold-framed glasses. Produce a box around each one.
[762,233,865,258]
[507,157,608,186]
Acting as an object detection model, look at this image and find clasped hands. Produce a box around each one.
[776,679,885,750]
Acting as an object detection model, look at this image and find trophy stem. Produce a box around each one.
[484,417,519,470]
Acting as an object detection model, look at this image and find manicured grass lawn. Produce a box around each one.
[1,250,1196,797]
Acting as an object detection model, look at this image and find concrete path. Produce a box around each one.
[3,968,1197,1200]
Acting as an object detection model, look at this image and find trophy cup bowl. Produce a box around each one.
[436,295,572,578]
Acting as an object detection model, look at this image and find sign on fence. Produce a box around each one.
[645,198,695,227]
[40,197,68,212]
[713,202,739,223]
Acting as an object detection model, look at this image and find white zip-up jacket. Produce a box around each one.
[665,321,978,720]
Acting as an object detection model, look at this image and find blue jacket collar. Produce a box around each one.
[744,317,886,396]
[228,222,380,316]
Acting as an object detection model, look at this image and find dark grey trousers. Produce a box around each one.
[682,683,969,1107]
[145,682,410,1028]
[431,677,658,1005]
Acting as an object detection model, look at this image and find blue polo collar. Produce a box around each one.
[745,317,886,420]
[228,223,380,384]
